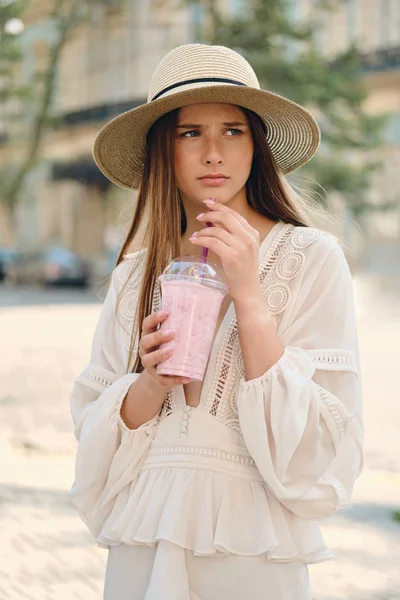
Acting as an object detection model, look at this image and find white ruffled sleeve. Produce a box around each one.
[237,241,363,520]
[70,253,158,540]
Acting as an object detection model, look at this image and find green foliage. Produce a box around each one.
[0,0,125,214]
[0,1,28,104]
[184,0,387,216]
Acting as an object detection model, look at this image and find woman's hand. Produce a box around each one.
[139,310,191,389]
[189,198,262,302]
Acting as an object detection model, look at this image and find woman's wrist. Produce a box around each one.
[232,288,267,315]
[120,369,168,430]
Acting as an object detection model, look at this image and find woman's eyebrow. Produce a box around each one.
[176,124,202,129]
[176,121,247,129]
[223,121,247,127]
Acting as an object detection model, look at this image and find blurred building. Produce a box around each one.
[299,0,400,270]
[0,0,197,272]
[0,0,399,274]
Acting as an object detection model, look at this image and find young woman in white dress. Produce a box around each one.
[70,44,363,600]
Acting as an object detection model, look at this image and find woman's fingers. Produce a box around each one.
[158,375,192,387]
[141,346,173,369]
[202,199,257,234]
[197,209,242,236]
[189,235,229,261]
[190,225,232,247]
[141,327,175,353]
[140,313,193,388]
[141,310,168,336]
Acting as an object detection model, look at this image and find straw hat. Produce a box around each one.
[93,44,320,190]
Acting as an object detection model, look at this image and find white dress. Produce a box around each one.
[70,222,364,600]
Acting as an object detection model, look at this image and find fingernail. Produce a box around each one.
[163,329,175,337]
[204,198,216,204]
[182,378,191,384]
[196,213,205,220]
[158,310,168,317]
[189,231,199,239]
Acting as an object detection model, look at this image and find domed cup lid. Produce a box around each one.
[159,255,228,294]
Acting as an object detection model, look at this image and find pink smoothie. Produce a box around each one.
[157,279,225,381]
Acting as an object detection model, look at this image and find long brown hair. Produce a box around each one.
[114,106,327,374]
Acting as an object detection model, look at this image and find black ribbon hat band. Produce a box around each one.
[151,77,248,102]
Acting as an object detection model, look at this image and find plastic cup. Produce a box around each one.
[156,256,228,382]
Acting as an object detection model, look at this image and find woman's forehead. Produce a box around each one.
[177,103,246,121]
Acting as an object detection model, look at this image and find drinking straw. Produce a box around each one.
[200,221,212,264]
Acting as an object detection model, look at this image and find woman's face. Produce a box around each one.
[174,103,254,206]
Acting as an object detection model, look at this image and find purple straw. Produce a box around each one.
[200,221,212,264]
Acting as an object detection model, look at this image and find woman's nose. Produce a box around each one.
[202,140,224,166]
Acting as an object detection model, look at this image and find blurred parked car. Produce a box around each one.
[4,246,90,287]
[0,247,18,281]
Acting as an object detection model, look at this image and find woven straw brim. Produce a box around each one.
[93,85,320,190]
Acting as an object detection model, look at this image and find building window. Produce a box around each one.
[346,0,357,44]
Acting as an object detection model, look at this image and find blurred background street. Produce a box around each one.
[1,0,400,598]
[0,274,399,600]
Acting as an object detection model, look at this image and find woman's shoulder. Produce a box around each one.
[284,225,352,291]
[287,224,346,266]
[270,223,349,289]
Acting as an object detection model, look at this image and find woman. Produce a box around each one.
[70,44,363,600]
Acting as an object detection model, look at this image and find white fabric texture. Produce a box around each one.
[104,542,311,600]
[70,222,363,598]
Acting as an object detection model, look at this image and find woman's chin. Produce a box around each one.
[195,190,235,205]
[180,186,241,206]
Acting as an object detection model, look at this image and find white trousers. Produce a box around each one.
[104,542,312,600]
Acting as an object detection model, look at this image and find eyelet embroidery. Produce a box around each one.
[147,443,257,468]
[315,355,353,365]
[291,228,322,249]
[317,385,348,441]
[115,250,146,290]
[81,368,113,388]
[204,224,296,431]
[119,289,140,323]
[262,227,321,316]
[265,283,291,314]
[275,251,305,282]
[308,350,357,373]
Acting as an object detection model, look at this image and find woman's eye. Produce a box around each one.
[226,128,242,136]
[181,130,199,138]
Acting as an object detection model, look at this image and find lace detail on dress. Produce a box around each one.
[205,224,313,432]
[82,369,113,388]
[114,251,147,352]
[147,443,257,468]
[317,385,348,450]
[308,349,357,372]
[75,364,119,393]
[263,226,322,316]
[318,476,348,511]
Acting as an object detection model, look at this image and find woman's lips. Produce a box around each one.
[199,177,229,186]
